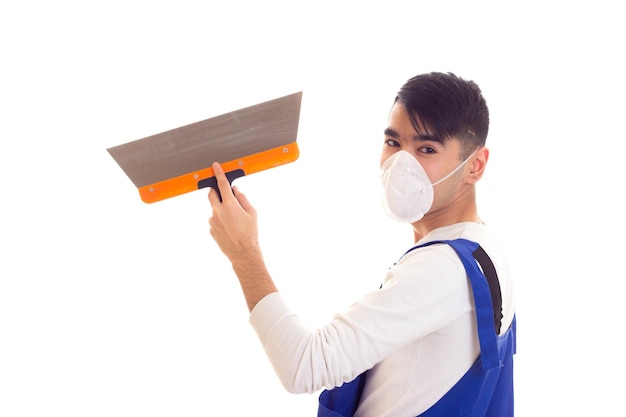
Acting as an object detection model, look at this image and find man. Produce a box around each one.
[208,72,516,417]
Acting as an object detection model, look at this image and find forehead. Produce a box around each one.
[386,103,467,159]
[389,102,419,131]
[388,102,439,142]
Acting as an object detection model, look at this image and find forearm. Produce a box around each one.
[230,244,278,312]
[206,162,277,310]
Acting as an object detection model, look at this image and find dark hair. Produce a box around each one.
[395,72,489,159]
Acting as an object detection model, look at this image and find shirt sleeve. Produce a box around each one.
[248,244,475,394]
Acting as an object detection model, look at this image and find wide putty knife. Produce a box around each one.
[107,91,302,203]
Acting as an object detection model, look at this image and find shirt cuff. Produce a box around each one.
[248,292,292,340]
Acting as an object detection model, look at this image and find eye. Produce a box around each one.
[418,146,436,154]
[385,139,400,147]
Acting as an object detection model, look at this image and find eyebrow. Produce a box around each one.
[384,128,442,143]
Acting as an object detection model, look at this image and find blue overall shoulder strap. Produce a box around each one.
[404,239,501,370]
[405,238,515,416]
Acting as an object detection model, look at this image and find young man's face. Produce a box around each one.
[380,102,469,217]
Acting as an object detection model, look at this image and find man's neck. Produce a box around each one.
[412,203,481,243]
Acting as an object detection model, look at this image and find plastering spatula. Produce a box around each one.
[107,91,302,203]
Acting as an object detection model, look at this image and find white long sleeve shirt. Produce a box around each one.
[249,222,515,417]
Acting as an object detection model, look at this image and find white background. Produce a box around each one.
[1,1,624,415]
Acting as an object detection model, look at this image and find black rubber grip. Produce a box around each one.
[198,169,245,201]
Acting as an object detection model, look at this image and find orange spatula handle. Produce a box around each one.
[137,142,299,203]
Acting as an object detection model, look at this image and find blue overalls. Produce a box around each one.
[318,239,516,417]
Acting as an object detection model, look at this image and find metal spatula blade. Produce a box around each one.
[107,91,302,203]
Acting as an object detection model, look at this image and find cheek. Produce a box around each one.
[379,148,394,168]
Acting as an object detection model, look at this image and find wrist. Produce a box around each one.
[229,245,277,312]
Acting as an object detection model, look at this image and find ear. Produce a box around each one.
[466,147,489,184]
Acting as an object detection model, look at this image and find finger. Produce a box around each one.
[207,186,221,207]
[232,186,255,214]
[212,162,235,202]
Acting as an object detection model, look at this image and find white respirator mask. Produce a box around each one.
[380,149,477,223]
